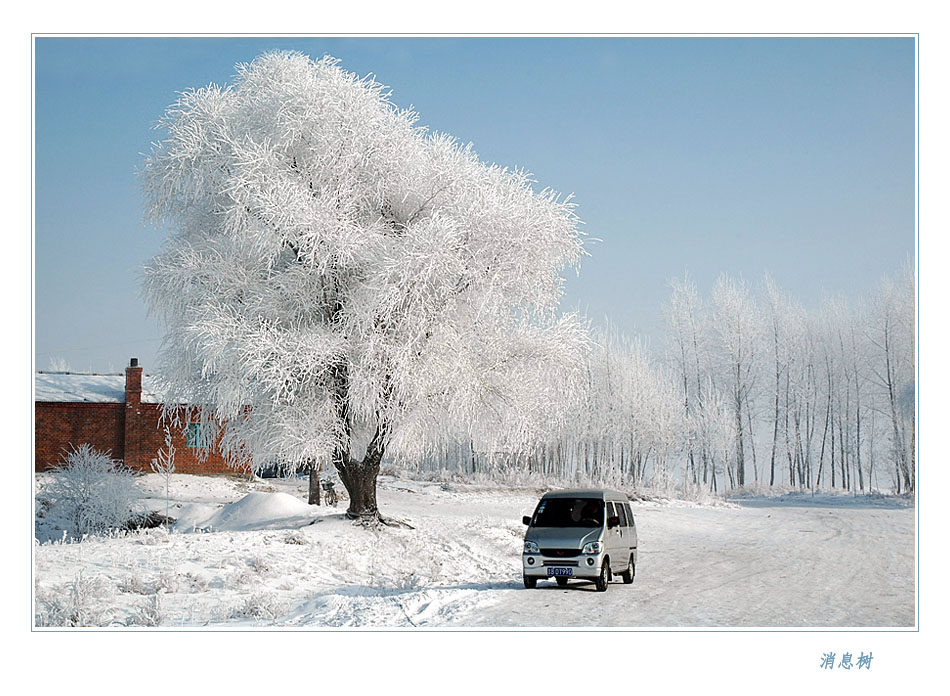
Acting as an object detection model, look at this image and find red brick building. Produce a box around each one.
[34,359,234,474]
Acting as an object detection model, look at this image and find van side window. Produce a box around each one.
[617,502,629,527]
[606,501,616,523]
[622,502,635,528]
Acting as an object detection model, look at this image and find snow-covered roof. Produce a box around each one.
[34,372,164,403]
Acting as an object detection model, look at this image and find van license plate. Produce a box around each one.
[547,567,573,577]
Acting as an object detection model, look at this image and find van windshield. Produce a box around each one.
[531,498,604,528]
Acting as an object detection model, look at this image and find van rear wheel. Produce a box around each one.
[621,554,635,584]
[594,558,609,592]
[523,575,537,589]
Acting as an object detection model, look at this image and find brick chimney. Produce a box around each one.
[125,357,142,405]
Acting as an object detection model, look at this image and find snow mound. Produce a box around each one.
[171,503,220,532]
[176,492,318,532]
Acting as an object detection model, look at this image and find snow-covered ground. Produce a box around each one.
[33,472,915,628]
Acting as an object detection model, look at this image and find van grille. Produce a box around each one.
[543,560,579,567]
[541,548,581,558]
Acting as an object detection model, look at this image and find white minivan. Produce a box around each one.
[521,489,637,592]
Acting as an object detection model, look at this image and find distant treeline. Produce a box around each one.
[423,263,915,496]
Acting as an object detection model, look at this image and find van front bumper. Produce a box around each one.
[522,552,605,580]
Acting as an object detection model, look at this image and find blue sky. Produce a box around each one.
[33,36,915,372]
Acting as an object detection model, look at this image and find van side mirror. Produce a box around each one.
[607,516,620,529]
[522,515,532,526]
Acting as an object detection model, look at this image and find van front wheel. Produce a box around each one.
[595,558,610,592]
[523,575,537,589]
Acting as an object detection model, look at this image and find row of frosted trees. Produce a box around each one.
[428,264,915,496]
[662,264,915,495]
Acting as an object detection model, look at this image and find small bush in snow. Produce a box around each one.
[247,554,275,576]
[135,526,171,545]
[37,444,143,541]
[230,593,285,621]
[680,481,726,506]
[227,568,256,588]
[184,572,210,593]
[119,571,181,596]
[392,571,426,592]
[153,571,182,594]
[127,594,165,627]
[35,570,114,627]
[282,530,308,545]
[118,574,151,595]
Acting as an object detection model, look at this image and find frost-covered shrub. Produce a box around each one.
[127,594,164,627]
[680,481,724,506]
[135,525,171,545]
[247,554,275,576]
[227,568,256,588]
[153,571,181,594]
[282,530,308,545]
[392,571,426,592]
[184,572,210,592]
[230,593,285,621]
[35,570,115,627]
[118,574,151,595]
[36,444,143,541]
[119,571,180,596]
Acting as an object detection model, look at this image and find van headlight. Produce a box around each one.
[582,541,603,554]
[524,541,540,554]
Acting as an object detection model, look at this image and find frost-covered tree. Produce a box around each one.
[545,326,683,489]
[36,444,142,541]
[868,262,915,493]
[657,267,913,496]
[710,275,761,487]
[694,377,733,493]
[762,274,787,487]
[665,272,708,485]
[150,428,176,522]
[142,52,588,521]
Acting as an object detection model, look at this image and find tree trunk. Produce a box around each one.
[746,400,758,485]
[770,388,779,487]
[830,392,839,489]
[335,426,386,521]
[908,406,915,492]
[308,463,322,505]
[856,404,864,492]
[337,458,381,520]
[735,373,745,487]
[816,382,831,489]
[842,416,850,491]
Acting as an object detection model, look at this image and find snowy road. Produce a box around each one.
[370,480,915,628]
[462,497,915,628]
